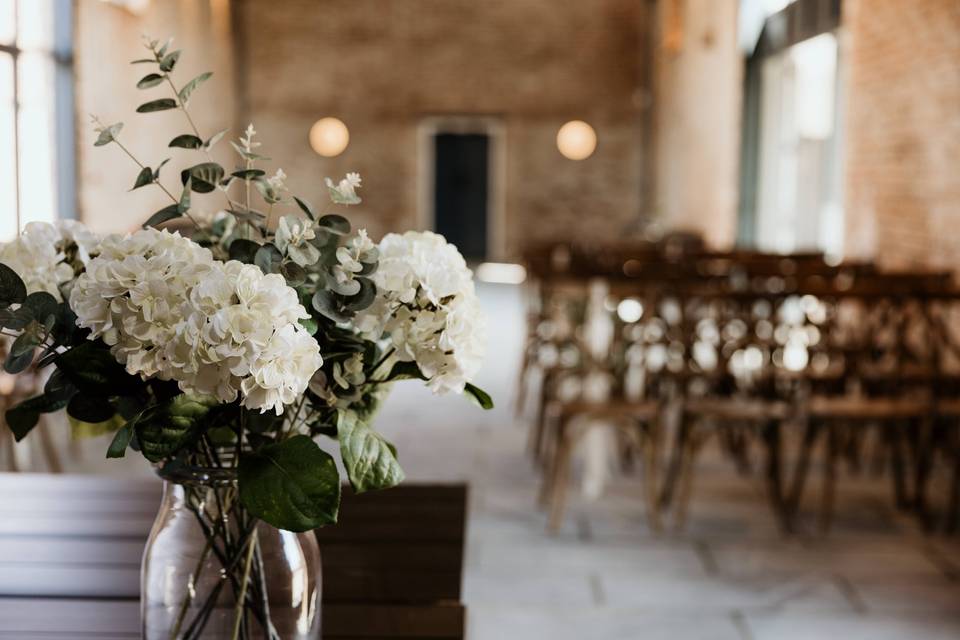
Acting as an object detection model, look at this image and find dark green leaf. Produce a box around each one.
[318,214,350,235]
[152,158,171,181]
[231,169,265,180]
[337,412,405,493]
[106,423,134,458]
[5,387,76,441]
[93,122,123,147]
[136,73,165,89]
[134,393,218,462]
[254,244,283,275]
[253,176,280,204]
[67,394,115,424]
[130,58,155,65]
[311,290,351,323]
[238,435,341,532]
[384,361,426,382]
[280,261,307,286]
[158,50,181,73]
[204,128,228,150]
[177,71,212,105]
[0,263,27,308]
[136,98,178,113]
[299,316,318,335]
[169,134,203,149]
[0,306,33,331]
[181,162,224,194]
[143,205,181,228]
[228,238,261,263]
[21,292,57,323]
[132,166,154,190]
[343,277,376,311]
[55,342,140,395]
[179,177,192,212]
[293,196,316,221]
[464,383,494,410]
[5,333,38,373]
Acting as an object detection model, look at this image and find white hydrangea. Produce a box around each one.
[70,228,322,414]
[0,220,101,300]
[357,231,485,394]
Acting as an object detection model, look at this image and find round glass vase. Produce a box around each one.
[141,464,322,640]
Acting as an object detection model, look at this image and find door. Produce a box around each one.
[432,133,489,262]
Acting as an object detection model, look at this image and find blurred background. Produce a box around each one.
[2,0,960,638]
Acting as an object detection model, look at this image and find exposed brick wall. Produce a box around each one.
[843,0,960,269]
[233,0,650,259]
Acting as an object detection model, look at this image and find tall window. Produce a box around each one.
[0,0,74,241]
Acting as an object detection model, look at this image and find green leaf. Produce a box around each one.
[21,291,57,324]
[181,162,224,194]
[292,196,316,220]
[94,122,123,147]
[136,73,165,89]
[311,290,351,323]
[5,387,76,441]
[318,214,350,235]
[132,166,154,190]
[343,277,376,311]
[253,176,281,204]
[0,263,27,308]
[67,394,115,424]
[136,98,178,113]
[55,342,139,395]
[231,169,265,180]
[134,393,218,463]
[5,333,38,373]
[337,411,405,493]
[0,306,33,331]
[152,158,171,181]
[238,435,341,532]
[464,383,494,410]
[228,238,261,263]
[169,134,203,149]
[159,50,181,73]
[143,204,181,228]
[130,58,155,65]
[179,176,192,212]
[385,361,426,382]
[177,71,212,105]
[254,244,283,275]
[106,423,134,458]
[299,316,318,335]
[280,261,307,286]
[204,128,228,150]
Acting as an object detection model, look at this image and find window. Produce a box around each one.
[0,0,74,241]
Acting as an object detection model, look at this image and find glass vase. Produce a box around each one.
[141,465,322,639]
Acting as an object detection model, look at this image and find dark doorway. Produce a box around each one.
[433,133,489,262]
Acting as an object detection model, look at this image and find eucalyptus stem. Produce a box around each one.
[167,537,213,640]
[231,530,258,640]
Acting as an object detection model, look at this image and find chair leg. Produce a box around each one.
[912,419,937,531]
[946,453,959,535]
[529,372,553,465]
[787,418,821,516]
[514,347,532,418]
[887,422,909,510]
[819,424,839,534]
[659,414,689,509]
[763,419,792,534]
[672,424,702,532]
[547,418,575,533]
[642,419,663,533]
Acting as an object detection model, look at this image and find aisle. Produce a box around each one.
[374,283,960,640]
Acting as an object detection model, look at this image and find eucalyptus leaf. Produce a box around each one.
[134,393,218,463]
[331,277,361,297]
[67,394,115,424]
[169,134,203,149]
[21,292,57,323]
[311,290,351,323]
[228,238,261,264]
[293,196,316,221]
[254,244,283,275]
[181,162,224,194]
[4,334,37,373]
[317,214,350,235]
[253,176,281,204]
[153,158,171,180]
[94,122,123,147]
[106,423,134,458]
[159,50,181,73]
[337,411,405,493]
[136,98,178,113]
[143,205,181,228]
[280,261,307,286]
[0,306,34,331]
[343,277,376,311]
[136,73,165,89]
[177,71,212,106]
[56,342,140,395]
[238,435,341,532]
[132,166,154,190]
[179,177,192,212]
[5,386,76,441]
[204,128,229,150]
[231,169,265,180]
[0,262,27,308]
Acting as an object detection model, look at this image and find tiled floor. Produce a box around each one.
[375,282,960,640]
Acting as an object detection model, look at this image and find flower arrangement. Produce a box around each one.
[0,37,491,530]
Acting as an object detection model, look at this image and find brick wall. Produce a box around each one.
[233,0,650,259]
[843,0,960,269]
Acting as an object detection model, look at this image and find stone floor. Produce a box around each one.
[374,282,960,640]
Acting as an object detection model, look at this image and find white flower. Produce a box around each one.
[357,231,485,395]
[325,172,362,205]
[71,229,322,414]
[0,220,101,301]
